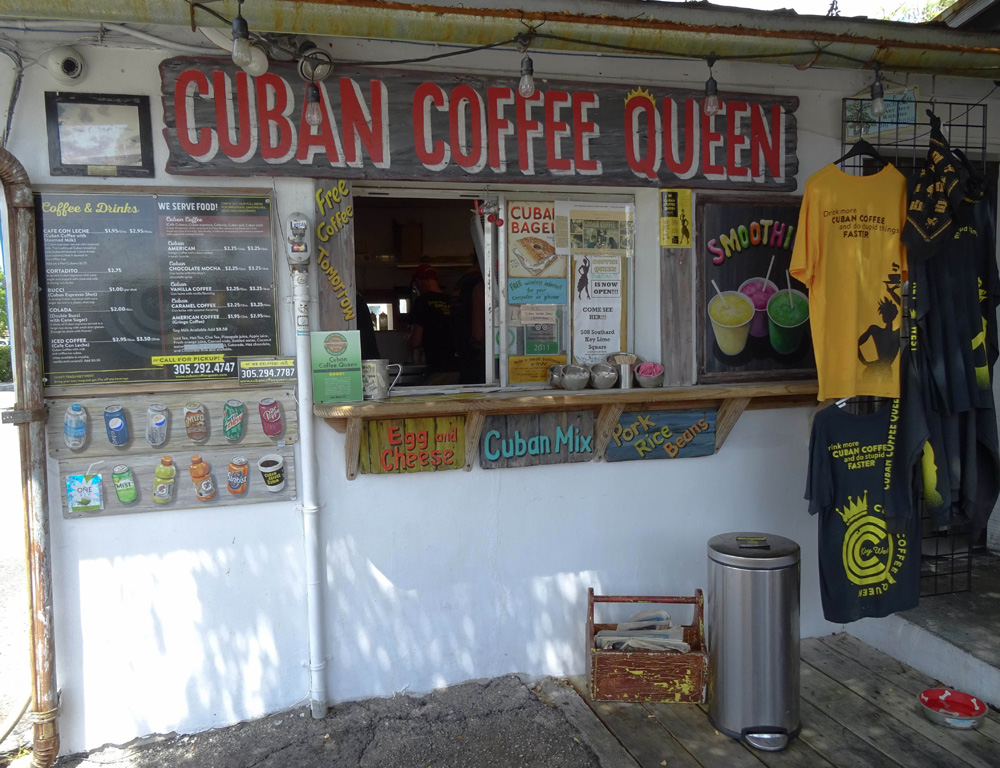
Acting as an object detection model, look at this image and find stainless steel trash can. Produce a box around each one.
[707,532,800,752]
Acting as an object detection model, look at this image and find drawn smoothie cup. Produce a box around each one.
[708,291,755,356]
[739,277,778,338]
[767,289,810,355]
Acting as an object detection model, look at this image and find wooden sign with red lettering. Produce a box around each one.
[160,58,798,190]
[359,416,465,474]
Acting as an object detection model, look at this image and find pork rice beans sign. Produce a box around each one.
[160,58,798,190]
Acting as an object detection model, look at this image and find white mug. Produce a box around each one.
[361,358,402,400]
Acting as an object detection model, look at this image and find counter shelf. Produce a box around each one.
[314,380,818,479]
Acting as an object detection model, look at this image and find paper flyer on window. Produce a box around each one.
[506,201,567,306]
[555,200,633,257]
[572,255,623,364]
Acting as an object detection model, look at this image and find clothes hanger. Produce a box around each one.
[834,138,888,168]
[926,108,942,133]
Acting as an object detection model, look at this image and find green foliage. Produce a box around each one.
[880,0,954,22]
[0,345,10,382]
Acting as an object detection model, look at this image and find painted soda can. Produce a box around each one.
[112,464,137,504]
[222,399,246,442]
[184,402,208,442]
[146,403,168,447]
[104,404,130,447]
[227,456,249,495]
[258,397,283,437]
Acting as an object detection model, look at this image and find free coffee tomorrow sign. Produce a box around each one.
[160,58,799,190]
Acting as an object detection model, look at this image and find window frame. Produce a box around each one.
[352,184,636,392]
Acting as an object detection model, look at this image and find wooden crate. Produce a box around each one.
[587,588,707,704]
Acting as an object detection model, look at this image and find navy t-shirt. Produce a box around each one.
[806,401,924,623]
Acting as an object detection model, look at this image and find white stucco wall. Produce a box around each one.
[1,31,998,754]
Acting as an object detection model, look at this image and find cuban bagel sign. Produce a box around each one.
[161,57,799,190]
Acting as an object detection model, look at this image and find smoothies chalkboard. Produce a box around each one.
[37,190,278,386]
[696,195,815,383]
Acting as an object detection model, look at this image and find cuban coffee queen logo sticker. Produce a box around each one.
[837,490,908,597]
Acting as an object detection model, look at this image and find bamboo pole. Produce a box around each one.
[1,148,59,767]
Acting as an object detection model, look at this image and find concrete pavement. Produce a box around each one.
[46,675,631,768]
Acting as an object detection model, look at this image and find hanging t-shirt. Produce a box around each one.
[805,401,923,624]
[790,164,908,401]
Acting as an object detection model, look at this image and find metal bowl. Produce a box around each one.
[635,363,665,389]
[561,364,591,391]
[589,362,619,389]
[919,688,989,729]
[547,364,564,389]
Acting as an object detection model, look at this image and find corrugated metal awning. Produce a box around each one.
[0,0,997,78]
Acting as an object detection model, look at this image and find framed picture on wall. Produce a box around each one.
[696,194,815,383]
[44,92,154,177]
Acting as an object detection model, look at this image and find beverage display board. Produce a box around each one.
[46,388,297,518]
[36,190,279,387]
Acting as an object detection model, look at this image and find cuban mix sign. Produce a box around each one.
[161,58,799,189]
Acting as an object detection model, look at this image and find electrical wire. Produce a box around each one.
[0,44,23,150]
[315,37,521,68]
[101,23,218,54]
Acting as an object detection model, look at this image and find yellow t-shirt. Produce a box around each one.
[790,164,908,400]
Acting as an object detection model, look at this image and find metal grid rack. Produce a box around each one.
[837,96,991,596]
[920,514,974,597]
[840,97,988,177]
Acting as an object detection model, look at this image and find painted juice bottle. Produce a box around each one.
[152,456,176,504]
[189,455,217,502]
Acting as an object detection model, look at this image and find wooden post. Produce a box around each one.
[463,411,485,471]
[591,403,625,462]
[345,417,362,480]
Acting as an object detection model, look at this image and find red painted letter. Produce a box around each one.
[174,69,217,161]
[255,73,296,163]
[545,90,573,174]
[413,82,448,171]
[214,71,257,162]
[341,78,389,169]
[487,87,515,172]
[624,95,659,180]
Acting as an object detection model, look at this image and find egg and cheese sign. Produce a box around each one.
[160,58,798,190]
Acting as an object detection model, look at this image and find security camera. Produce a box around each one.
[44,46,87,85]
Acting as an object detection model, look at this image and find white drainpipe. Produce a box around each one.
[289,249,327,718]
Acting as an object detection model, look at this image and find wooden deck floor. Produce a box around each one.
[569,633,1000,768]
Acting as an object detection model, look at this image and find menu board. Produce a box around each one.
[36,191,279,386]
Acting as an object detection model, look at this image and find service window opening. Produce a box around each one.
[354,195,487,387]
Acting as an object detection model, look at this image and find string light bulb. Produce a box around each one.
[231,0,253,69]
[305,82,323,127]
[870,67,886,118]
[704,53,720,117]
[519,53,535,98]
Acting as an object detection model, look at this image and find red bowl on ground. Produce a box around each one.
[918,688,989,729]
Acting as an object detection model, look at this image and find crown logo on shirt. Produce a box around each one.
[837,491,868,525]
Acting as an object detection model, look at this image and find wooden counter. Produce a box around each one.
[316,381,818,479]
